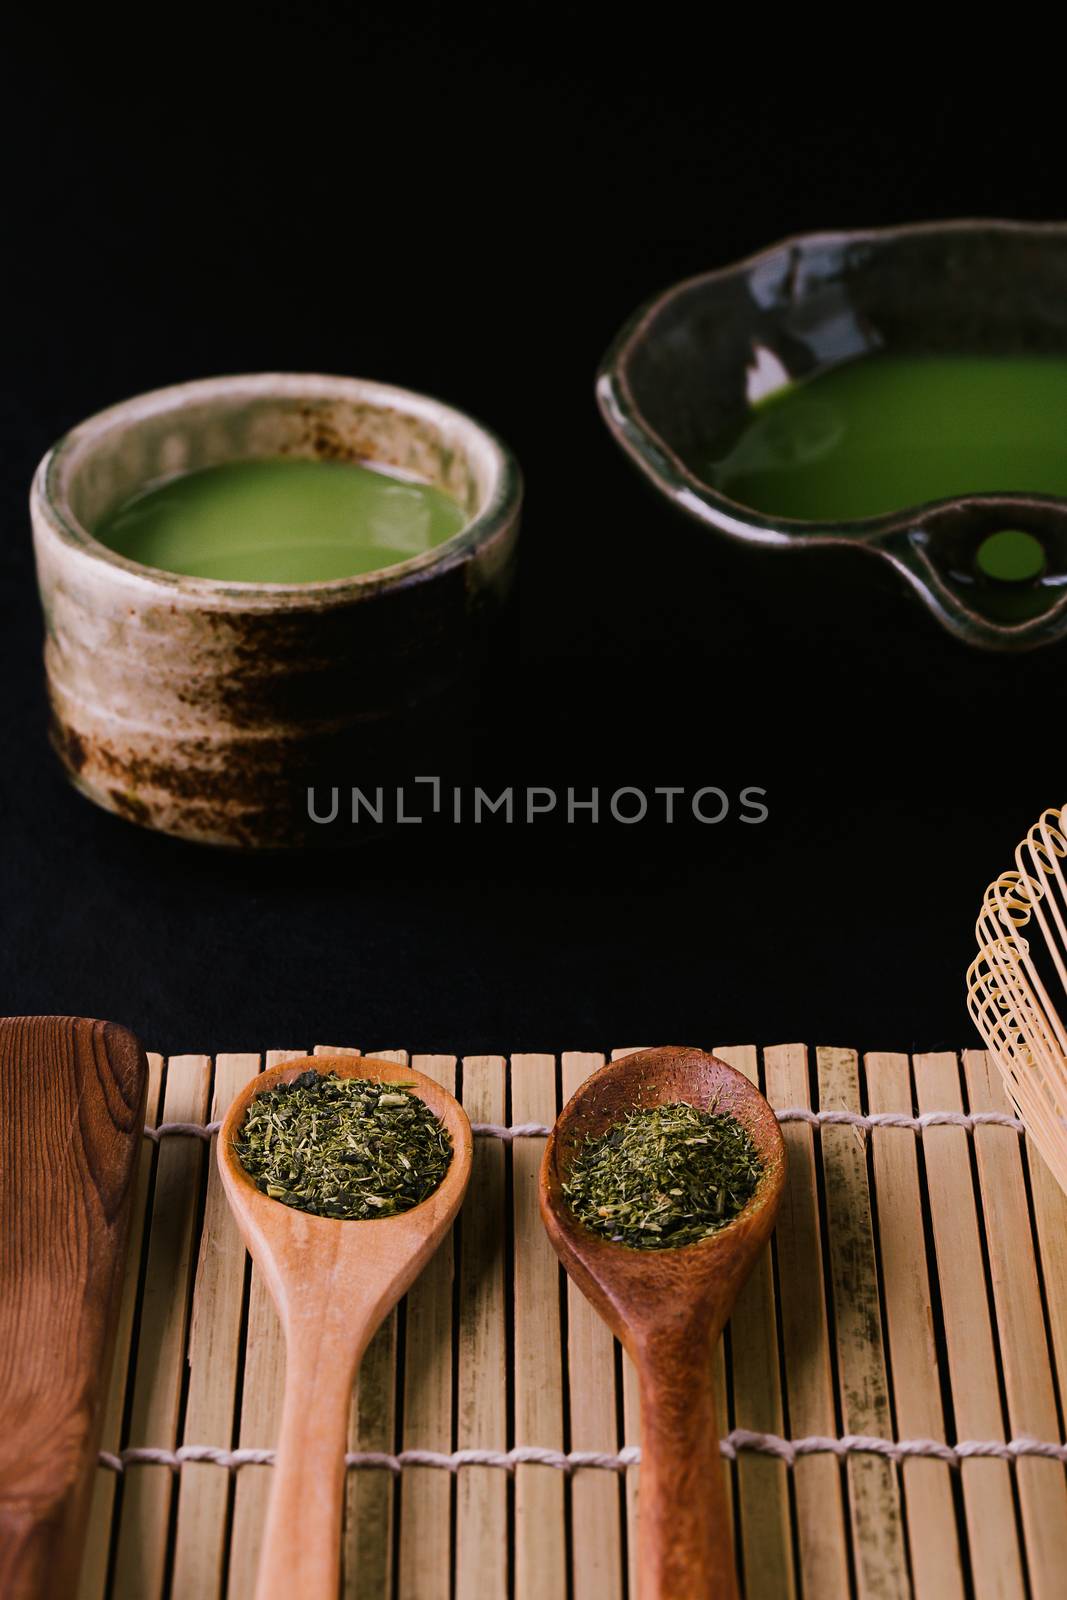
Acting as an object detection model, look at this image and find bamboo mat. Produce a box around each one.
[79,1044,1067,1600]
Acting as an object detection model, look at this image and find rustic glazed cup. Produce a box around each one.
[32,373,521,847]
[598,220,1067,650]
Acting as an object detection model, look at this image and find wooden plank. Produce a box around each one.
[914,1051,1026,1600]
[0,1018,149,1599]
[866,1052,964,1600]
[512,1054,566,1600]
[764,1043,851,1600]
[339,1046,401,1600]
[77,1053,164,1600]
[227,1049,307,1600]
[111,1055,212,1600]
[397,1056,458,1600]
[171,1054,259,1600]
[455,1056,508,1600]
[561,1052,624,1600]
[963,1049,1067,1600]
[715,1045,794,1600]
[817,1045,908,1600]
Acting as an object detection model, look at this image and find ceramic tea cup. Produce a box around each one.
[598,220,1067,650]
[31,373,521,846]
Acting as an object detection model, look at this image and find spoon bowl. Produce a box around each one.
[540,1046,785,1600]
[218,1053,472,1600]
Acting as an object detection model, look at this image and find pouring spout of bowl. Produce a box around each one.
[878,496,1067,651]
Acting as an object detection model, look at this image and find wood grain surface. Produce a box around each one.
[0,1016,147,1600]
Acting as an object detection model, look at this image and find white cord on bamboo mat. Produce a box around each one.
[99,1433,1067,1473]
[143,1108,1025,1142]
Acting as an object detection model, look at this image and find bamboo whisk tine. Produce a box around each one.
[968,806,1067,1197]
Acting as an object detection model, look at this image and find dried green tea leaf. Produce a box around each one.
[235,1070,452,1220]
[563,1101,761,1250]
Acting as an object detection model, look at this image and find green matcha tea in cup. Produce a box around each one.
[31,373,521,847]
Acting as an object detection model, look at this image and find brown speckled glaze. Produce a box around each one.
[31,374,522,847]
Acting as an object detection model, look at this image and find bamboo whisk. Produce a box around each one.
[968,805,1067,1195]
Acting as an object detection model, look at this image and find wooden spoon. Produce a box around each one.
[540,1046,786,1600]
[218,1053,472,1600]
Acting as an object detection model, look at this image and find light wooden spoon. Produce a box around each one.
[540,1046,786,1600]
[218,1053,472,1600]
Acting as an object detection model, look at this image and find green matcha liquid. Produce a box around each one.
[95,458,467,583]
[711,354,1067,524]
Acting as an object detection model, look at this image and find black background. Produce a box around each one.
[2,17,1065,1057]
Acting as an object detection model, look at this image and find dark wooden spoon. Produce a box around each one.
[540,1046,786,1600]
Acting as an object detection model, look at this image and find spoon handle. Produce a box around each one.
[254,1304,368,1600]
[634,1326,737,1600]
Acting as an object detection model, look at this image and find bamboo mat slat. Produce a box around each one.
[171,1053,258,1600]
[455,1056,509,1600]
[915,1050,1029,1600]
[112,1054,212,1600]
[763,1043,851,1600]
[865,1052,964,1600]
[560,1051,625,1600]
[962,1050,1067,1598]
[511,1054,566,1600]
[1027,1130,1067,1444]
[79,1045,1067,1600]
[397,1055,457,1600]
[716,1044,795,1600]
[817,1046,908,1600]
[77,1052,165,1600]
